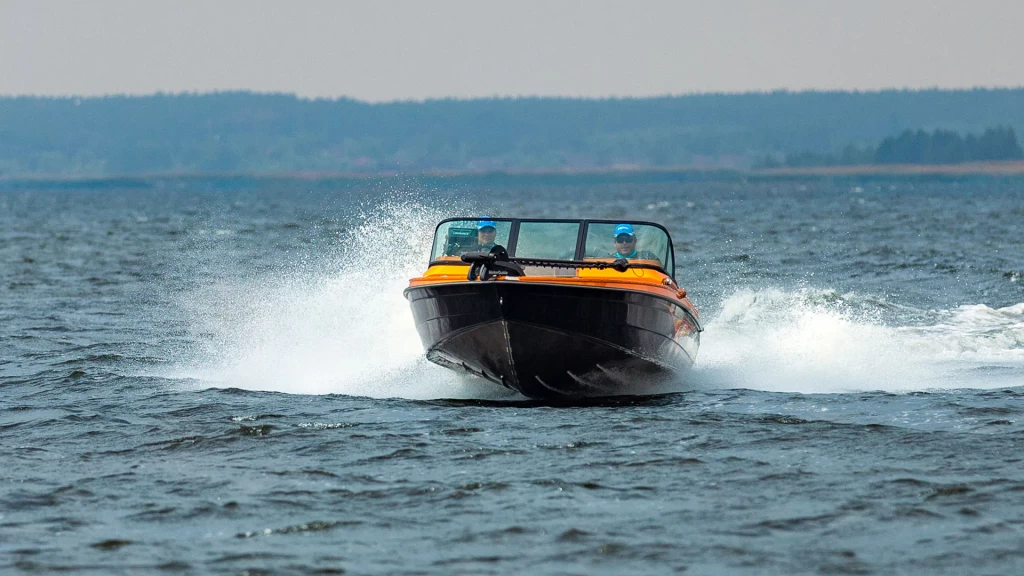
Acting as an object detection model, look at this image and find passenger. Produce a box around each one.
[474,219,498,252]
[613,223,659,261]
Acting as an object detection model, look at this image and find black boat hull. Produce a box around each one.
[405,281,700,399]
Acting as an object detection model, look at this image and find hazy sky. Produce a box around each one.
[2,0,1023,101]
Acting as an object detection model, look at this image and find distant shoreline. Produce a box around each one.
[0,165,730,182]
[753,160,1024,176]
[4,90,1024,178]
[4,161,1024,188]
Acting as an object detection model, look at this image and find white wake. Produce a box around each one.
[694,288,1024,393]
[166,203,1023,398]
[168,200,513,399]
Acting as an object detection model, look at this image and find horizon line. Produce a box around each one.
[6,160,1024,184]
[3,84,1024,104]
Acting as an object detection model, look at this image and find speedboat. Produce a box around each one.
[404,218,701,399]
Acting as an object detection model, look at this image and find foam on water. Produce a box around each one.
[695,288,1024,393]
[168,202,1023,399]
[170,200,515,400]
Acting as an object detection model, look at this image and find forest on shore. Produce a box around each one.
[766,126,1024,168]
[2,88,1024,176]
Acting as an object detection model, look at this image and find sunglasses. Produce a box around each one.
[615,235,635,243]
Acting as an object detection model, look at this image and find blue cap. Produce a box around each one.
[614,223,635,237]
[477,219,497,230]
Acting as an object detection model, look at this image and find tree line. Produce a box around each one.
[2,89,1024,176]
[876,126,1022,164]
[767,126,1023,168]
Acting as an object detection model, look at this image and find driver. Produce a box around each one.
[613,223,659,261]
[473,219,498,252]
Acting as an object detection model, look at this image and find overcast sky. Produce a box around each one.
[2,0,1023,101]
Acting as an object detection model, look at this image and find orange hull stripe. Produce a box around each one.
[407,266,698,316]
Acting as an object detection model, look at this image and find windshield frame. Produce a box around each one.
[429,218,677,280]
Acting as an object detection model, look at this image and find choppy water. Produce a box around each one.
[2,175,1023,574]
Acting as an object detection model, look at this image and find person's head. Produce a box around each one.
[613,223,636,254]
[477,219,497,245]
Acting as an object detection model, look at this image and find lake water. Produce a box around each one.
[2,175,1023,574]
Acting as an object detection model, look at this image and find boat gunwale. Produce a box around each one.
[403,278,702,331]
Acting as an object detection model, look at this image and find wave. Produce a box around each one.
[165,199,514,400]
[694,288,1024,393]
[163,202,1023,399]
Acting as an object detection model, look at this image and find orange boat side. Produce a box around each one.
[407,262,698,317]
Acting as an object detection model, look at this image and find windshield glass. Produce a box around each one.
[430,219,512,260]
[513,222,580,260]
[583,223,673,272]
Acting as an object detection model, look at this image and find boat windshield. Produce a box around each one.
[430,219,513,260]
[583,223,674,273]
[429,218,675,275]
[513,222,580,260]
